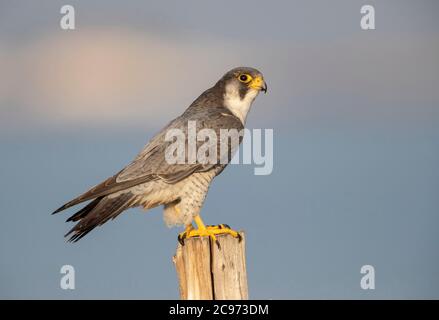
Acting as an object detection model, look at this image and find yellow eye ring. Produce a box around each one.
[238,73,252,83]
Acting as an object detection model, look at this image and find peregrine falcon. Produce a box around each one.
[53,67,267,245]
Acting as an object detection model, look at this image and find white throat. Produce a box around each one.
[223,83,259,124]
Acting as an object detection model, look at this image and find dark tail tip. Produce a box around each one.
[52,205,67,215]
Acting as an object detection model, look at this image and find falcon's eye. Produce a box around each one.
[238,74,252,83]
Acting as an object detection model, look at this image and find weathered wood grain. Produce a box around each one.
[173,232,248,300]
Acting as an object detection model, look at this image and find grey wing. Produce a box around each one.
[53,106,243,213]
[116,106,244,183]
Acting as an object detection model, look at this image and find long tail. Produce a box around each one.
[64,192,137,242]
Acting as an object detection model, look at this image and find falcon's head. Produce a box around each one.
[216,67,267,123]
[220,67,267,96]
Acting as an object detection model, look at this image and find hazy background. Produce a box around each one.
[0,0,438,299]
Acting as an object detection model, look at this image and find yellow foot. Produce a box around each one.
[178,224,241,249]
[206,224,241,239]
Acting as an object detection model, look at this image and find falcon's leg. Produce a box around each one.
[178,215,241,249]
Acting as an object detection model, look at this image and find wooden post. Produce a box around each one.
[173,232,248,300]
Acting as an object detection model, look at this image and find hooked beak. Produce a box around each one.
[249,75,268,94]
[261,81,268,94]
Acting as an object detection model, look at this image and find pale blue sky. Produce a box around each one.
[0,0,438,299]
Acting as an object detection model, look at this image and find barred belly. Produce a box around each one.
[163,170,217,227]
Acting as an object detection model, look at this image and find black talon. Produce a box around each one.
[222,224,231,229]
[237,233,242,242]
[178,234,186,246]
